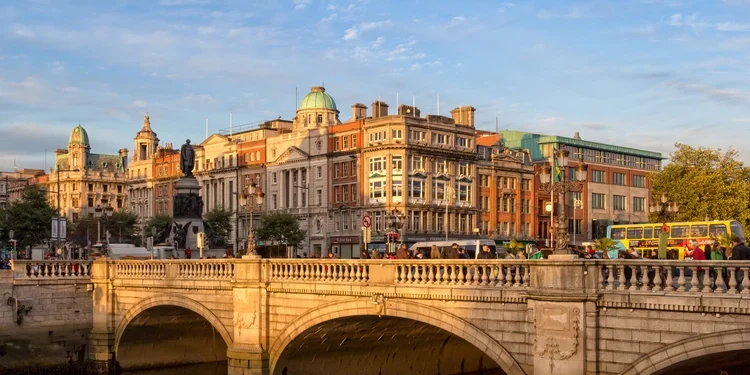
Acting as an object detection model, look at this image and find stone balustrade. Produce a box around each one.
[596,259,750,294]
[114,261,167,279]
[178,260,234,280]
[109,260,236,280]
[393,260,530,287]
[269,260,370,283]
[11,260,92,280]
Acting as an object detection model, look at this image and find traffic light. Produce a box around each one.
[196,232,205,249]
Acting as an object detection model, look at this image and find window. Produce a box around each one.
[633,197,645,212]
[334,138,340,151]
[244,154,249,163]
[522,179,531,191]
[671,225,689,238]
[691,225,708,237]
[611,228,625,239]
[392,179,403,199]
[434,181,446,200]
[369,156,386,173]
[351,161,356,176]
[568,191,582,207]
[72,197,79,207]
[334,186,340,203]
[317,189,323,206]
[627,227,643,239]
[458,162,470,176]
[613,172,626,186]
[117,185,122,193]
[411,155,424,170]
[342,185,349,202]
[88,184,94,192]
[369,181,384,198]
[88,197,94,207]
[458,183,470,202]
[352,134,357,147]
[521,223,531,237]
[392,155,403,171]
[342,136,348,149]
[342,162,349,176]
[316,114,323,124]
[521,199,531,214]
[592,170,605,183]
[592,193,605,209]
[317,166,323,179]
[435,159,447,174]
[568,219,582,235]
[413,211,421,231]
[633,175,645,188]
[334,163,340,178]
[644,227,653,238]
[409,179,425,198]
[392,129,402,140]
[613,195,626,211]
[273,172,278,184]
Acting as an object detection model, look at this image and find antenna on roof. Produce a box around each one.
[295,87,298,111]
[396,93,399,109]
[437,94,440,116]
[496,116,499,134]
[205,119,208,139]
[229,113,233,137]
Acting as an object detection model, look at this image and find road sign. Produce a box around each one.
[362,215,372,228]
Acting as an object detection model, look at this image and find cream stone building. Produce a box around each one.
[127,115,160,226]
[48,125,130,221]
[264,87,336,257]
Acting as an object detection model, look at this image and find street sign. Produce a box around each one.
[362,215,372,228]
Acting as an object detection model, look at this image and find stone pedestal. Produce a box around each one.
[172,177,205,253]
[229,259,269,375]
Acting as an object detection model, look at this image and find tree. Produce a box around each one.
[145,214,173,244]
[104,211,140,244]
[650,143,750,235]
[593,237,617,254]
[256,212,306,249]
[2,185,56,250]
[69,216,98,248]
[204,207,232,247]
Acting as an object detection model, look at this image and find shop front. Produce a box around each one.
[330,236,361,259]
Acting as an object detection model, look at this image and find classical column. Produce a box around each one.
[229,257,269,375]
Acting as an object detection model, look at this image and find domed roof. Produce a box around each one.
[299,86,337,111]
[69,124,90,146]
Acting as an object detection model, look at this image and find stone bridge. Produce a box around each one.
[4,257,750,375]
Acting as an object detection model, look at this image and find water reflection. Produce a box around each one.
[122,362,227,375]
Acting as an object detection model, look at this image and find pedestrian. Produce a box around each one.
[395,244,409,259]
[478,245,494,259]
[361,249,370,259]
[731,237,750,287]
[185,247,192,259]
[430,245,441,259]
[445,243,460,259]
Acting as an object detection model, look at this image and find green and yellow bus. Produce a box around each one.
[606,220,745,259]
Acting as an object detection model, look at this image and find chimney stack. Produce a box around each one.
[450,106,476,127]
[371,101,389,118]
[352,103,368,120]
[574,132,581,140]
[398,104,421,118]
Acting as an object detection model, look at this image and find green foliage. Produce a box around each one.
[2,185,56,249]
[506,239,524,254]
[649,143,750,235]
[204,207,232,247]
[69,216,97,248]
[70,210,140,246]
[256,212,306,248]
[593,237,617,252]
[145,214,173,244]
[712,231,737,252]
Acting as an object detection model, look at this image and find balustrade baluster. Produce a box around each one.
[361,264,369,281]
[729,268,738,294]
[716,267,726,293]
[605,265,614,290]
[742,267,750,294]
[653,266,663,292]
[677,267,687,292]
[481,266,489,286]
[457,264,465,285]
[629,265,638,291]
[424,265,432,284]
[353,264,361,282]
[448,265,457,285]
[398,265,406,283]
[504,265,513,287]
[513,265,521,287]
[617,265,627,291]
[702,267,713,293]
[470,265,478,285]
[439,264,447,285]
[690,266,699,292]
[641,265,650,291]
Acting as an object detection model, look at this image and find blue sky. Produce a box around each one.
[1,0,750,171]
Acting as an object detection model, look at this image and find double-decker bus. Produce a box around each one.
[607,220,744,259]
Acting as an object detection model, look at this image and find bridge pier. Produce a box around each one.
[86,259,119,374]
[227,345,270,375]
[228,255,270,375]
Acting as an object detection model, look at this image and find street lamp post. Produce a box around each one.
[244,181,265,258]
[94,204,114,255]
[444,185,456,241]
[538,149,588,255]
[649,192,679,259]
[54,165,78,258]
[384,209,404,254]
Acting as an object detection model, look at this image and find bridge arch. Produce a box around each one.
[269,298,526,375]
[620,329,750,375]
[113,293,233,355]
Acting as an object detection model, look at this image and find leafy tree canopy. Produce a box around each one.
[256,212,306,248]
[649,143,750,235]
[1,185,56,249]
[70,210,140,247]
[145,214,173,244]
[204,207,232,247]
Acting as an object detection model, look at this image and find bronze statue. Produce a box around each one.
[180,139,195,177]
[172,221,192,250]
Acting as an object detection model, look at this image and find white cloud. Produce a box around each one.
[359,20,392,31]
[536,7,587,19]
[343,27,358,40]
[450,16,465,26]
[132,100,148,108]
[51,60,65,71]
[733,118,750,123]
[371,36,384,48]
[159,0,212,5]
[0,76,46,105]
[409,60,441,71]
[666,13,709,30]
[293,0,311,10]
[197,26,216,35]
[723,0,750,5]
[321,13,337,23]
[716,22,750,31]
[62,86,79,93]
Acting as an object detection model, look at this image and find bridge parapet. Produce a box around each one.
[10,260,92,284]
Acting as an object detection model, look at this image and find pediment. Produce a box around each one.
[199,134,230,146]
[491,150,524,164]
[273,146,309,164]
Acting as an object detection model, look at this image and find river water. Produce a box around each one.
[122,362,227,375]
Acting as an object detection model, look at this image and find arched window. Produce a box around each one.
[73,154,78,167]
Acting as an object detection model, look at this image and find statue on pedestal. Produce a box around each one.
[172,221,192,250]
[180,139,195,177]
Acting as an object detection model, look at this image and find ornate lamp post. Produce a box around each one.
[384,209,405,254]
[94,204,114,256]
[243,181,264,257]
[538,149,588,254]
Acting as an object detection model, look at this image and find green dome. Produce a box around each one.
[299,86,337,111]
[69,124,90,146]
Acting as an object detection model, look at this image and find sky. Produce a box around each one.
[1,0,750,171]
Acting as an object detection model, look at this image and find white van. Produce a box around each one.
[408,239,500,259]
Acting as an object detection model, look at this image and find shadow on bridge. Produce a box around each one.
[274,316,504,375]
[654,349,750,375]
[116,305,228,371]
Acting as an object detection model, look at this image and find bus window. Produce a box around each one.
[731,221,745,240]
[671,225,689,238]
[654,226,662,237]
[611,228,626,239]
[644,227,653,239]
[627,227,643,239]
[691,224,708,237]
[709,224,727,237]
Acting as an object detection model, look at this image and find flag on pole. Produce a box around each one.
[552,148,562,182]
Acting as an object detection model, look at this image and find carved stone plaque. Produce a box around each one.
[533,304,581,373]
